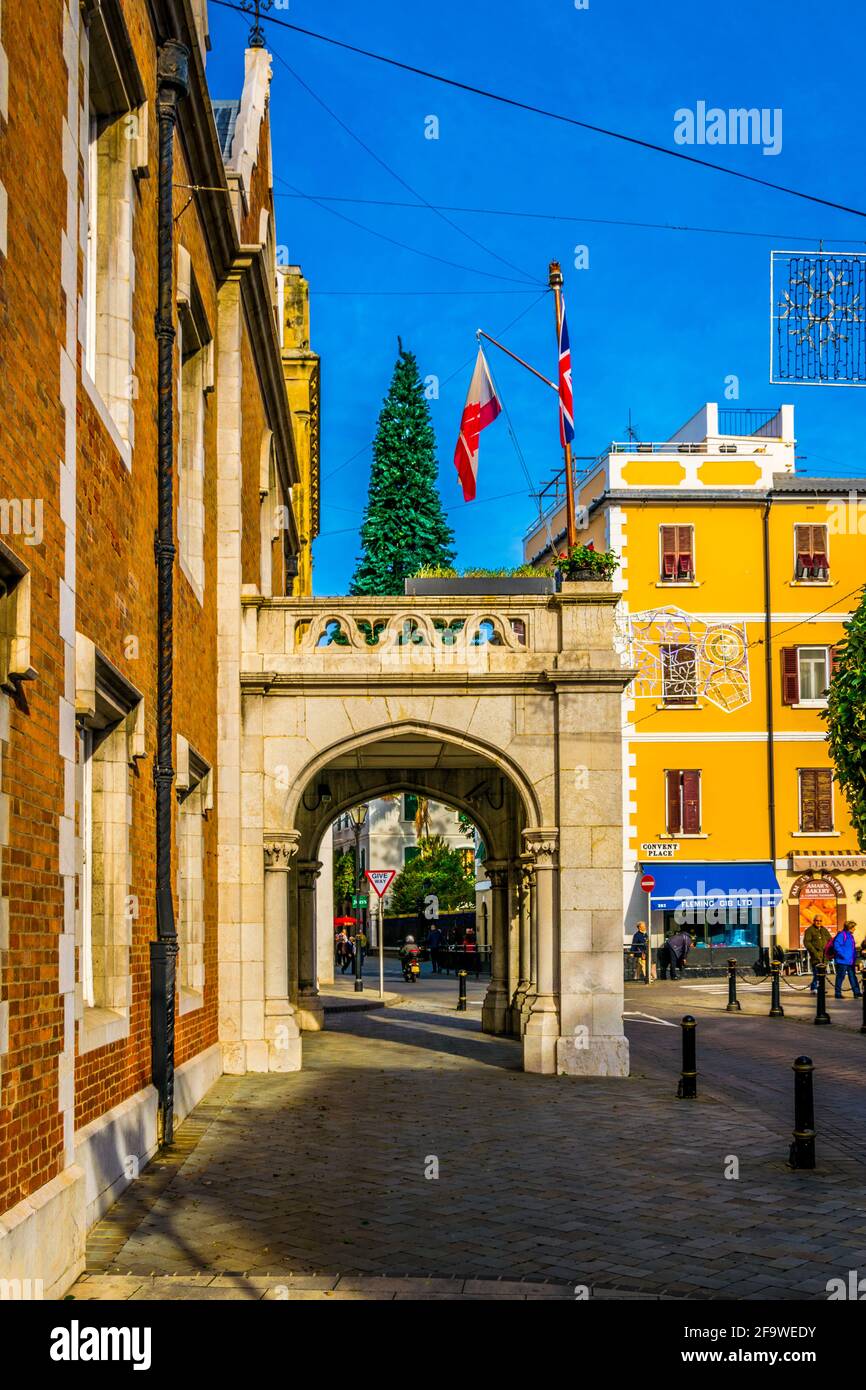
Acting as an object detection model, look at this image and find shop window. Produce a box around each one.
[661,644,697,705]
[794,524,829,581]
[666,769,701,835]
[782,646,834,706]
[177,247,212,603]
[75,635,144,1052]
[659,525,694,581]
[177,736,211,1013]
[799,768,834,834]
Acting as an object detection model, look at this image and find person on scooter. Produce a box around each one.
[400,935,421,981]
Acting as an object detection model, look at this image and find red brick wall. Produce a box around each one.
[0,0,70,1215]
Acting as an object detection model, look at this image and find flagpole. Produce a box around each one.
[549,260,577,550]
[475,330,558,392]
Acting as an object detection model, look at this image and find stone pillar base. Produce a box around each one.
[522,998,559,1074]
[264,1001,303,1071]
[481,981,509,1035]
[556,1035,630,1078]
[510,982,530,1037]
[295,990,325,1032]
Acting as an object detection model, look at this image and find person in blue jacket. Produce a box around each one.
[831,921,862,1000]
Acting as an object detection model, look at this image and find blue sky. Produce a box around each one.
[206,0,865,595]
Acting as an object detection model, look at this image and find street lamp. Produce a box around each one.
[349,804,368,992]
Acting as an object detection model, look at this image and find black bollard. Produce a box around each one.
[769,960,784,1018]
[861,966,866,1036]
[676,1015,697,1099]
[789,1055,816,1170]
[726,958,741,1013]
[457,969,467,1012]
[814,962,831,1025]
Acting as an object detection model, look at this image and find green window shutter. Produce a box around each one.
[404,845,421,864]
[403,794,419,821]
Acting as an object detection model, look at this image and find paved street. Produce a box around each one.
[72,963,866,1301]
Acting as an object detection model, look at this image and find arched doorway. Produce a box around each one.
[283,728,535,1048]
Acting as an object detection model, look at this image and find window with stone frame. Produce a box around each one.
[177,247,213,603]
[75,634,144,1053]
[82,2,147,460]
[176,735,212,1014]
[0,540,32,697]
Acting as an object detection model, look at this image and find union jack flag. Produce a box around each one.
[558,297,575,445]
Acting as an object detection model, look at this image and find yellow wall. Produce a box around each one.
[625,497,860,874]
[281,267,320,596]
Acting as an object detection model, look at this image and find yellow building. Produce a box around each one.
[524,403,866,966]
[279,264,321,596]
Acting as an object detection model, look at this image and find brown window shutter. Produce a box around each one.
[816,770,833,832]
[660,525,677,579]
[812,524,829,575]
[666,770,682,834]
[799,769,817,833]
[794,524,812,578]
[677,525,694,577]
[682,770,701,834]
[830,644,840,678]
[781,647,799,705]
[663,645,696,704]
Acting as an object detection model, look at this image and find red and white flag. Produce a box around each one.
[453,347,502,501]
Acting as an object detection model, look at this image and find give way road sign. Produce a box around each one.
[365,869,396,899]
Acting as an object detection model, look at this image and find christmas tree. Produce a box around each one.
[350,345,456,595]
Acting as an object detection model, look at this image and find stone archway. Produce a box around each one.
[224,582,634,1078]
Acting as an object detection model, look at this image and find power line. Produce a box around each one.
[274,192,866,247]
[309,288,544,297]
[211,0,866,220]
[279,177,539,286]
[268,50,541,285]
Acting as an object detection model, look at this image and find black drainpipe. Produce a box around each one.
[762,498,778,954]
[150,38,189,1148]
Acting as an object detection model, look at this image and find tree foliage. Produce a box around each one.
[351,347,456,595]
[390,836,476,915]
[823,587,866,848]
[333,849,357,907]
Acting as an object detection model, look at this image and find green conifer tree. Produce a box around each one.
[350,346,456,595]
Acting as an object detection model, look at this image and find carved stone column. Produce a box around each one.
[481,861,510,1035]
[510,856,534,1036]
[522,828,560,1075]
[296,859,325,1031]
[521,858,538,1033]
[263,835,301,1072]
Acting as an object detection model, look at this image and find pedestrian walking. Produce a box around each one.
[426,922,444,974]
[630,921,648,981]
[803,915,832,992]
[831,920,862,1000]
[338,931,355,975]
[356,927,368,972]
[667,927,692,980]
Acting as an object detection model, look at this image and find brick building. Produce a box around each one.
[0,1,317,1295]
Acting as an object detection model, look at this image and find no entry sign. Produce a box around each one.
[640,873,656,894]
[365,868,396,899]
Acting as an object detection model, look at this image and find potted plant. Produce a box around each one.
[557,542,619,583]
[404,564,556,596]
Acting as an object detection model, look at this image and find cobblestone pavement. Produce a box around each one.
[72,967,866,1301]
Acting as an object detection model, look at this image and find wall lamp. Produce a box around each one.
[302,781,333,812]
